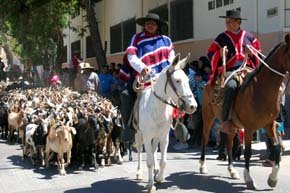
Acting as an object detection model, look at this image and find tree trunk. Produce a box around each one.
[83,0,107,71]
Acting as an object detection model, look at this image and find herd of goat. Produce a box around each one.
[0,83,131,175]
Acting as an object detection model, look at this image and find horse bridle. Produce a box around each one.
[153,69,193,110]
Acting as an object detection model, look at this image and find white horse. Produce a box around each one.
[134,54,198,193]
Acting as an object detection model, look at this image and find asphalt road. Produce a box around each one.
[0,138,290,193]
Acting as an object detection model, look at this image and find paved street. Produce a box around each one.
[0,138,290,193]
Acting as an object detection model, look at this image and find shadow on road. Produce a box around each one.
[64,177,145,193]
[159,171,273,193]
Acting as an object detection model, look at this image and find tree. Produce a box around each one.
[0,0,78,67]
[81,0,107,71]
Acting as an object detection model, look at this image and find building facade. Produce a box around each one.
[63,0,290,68]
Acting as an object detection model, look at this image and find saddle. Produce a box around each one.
[212,67,253,105]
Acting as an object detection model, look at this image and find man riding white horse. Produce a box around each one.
[119,13,175,141]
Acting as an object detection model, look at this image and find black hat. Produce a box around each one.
[219,10,247,20]
[136,13,167,28]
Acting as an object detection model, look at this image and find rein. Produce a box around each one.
[247,45,287,78]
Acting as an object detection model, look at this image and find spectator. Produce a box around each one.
[60,63,71,87]
[81,62,99,92]
[49,69,60,87]
[98,64,115,98]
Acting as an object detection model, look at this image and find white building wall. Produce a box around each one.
[63,0,290,62]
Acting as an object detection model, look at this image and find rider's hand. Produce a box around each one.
[220,47,228,57]
[141,66,150,76]
[244,45,252,56]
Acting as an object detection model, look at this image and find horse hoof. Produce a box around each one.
[200,167,208,174]
[230,172,240,179]
[136,174,143,181]
[154,175,163,184]
[246,181,257,190]
[148,185,156,193]
[267,177,278,188]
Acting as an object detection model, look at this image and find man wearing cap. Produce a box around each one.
[208,10,261,134]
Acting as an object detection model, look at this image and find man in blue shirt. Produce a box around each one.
[98,64,115,98]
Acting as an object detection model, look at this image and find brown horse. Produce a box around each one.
[199,34,290,189]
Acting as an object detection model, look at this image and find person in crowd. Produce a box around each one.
[111,69,126,106]
[98,64,115,98]
[0,57,6,82]
[81,62,99,93]
[109,62,116,74]
[42,65,50,86]
[202,64,212,82]
[49,69,60,87]
[208,10,261,134]
[59,62,71,87]
[71,51,82,82]
[193,71,206,106]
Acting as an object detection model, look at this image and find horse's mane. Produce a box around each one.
[241,42,283,90]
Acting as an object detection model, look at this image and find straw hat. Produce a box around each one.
[61,63,70,69]
[81,62,94,69]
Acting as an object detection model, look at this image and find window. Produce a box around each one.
[224,0,233,6]
[216,0,223,8]
[110,18,136,54]
[122,18,136,50]
[286,8,290,27]
[110,24,122,53]
[86,36,95,58]
[170,0,193,41]
[150,5,169,34]
[63,46,67,62]
[208,0,215,10]
[71,40,81,57]
[267,7,278,17]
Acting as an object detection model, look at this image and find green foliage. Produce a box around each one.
[0,0,79,66]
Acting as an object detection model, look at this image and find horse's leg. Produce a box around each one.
[91,145,98,170]
[152,138,159,175]
[79,145,85,170]
[144,138,156,193]
[155,134,169,183]
[135,131,143,180]
[199,114,214,174]
[226,132,240,179]
[243,130,256,189]
[265,122,281,188]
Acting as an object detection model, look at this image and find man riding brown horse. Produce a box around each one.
[208,10,261,134]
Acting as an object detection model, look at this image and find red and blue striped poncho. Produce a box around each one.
[208,29,261,85]
[119,31,174,85]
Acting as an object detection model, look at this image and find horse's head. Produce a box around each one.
[161,54,197,114]
[270,34,290,75]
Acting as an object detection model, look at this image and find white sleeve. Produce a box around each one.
[168,49,175,64]
[127,54,147,74]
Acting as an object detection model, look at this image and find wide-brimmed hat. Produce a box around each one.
[219,10,247,20]
[61,63,70,69]
[81,62,94,70]
[136,13,167,28]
